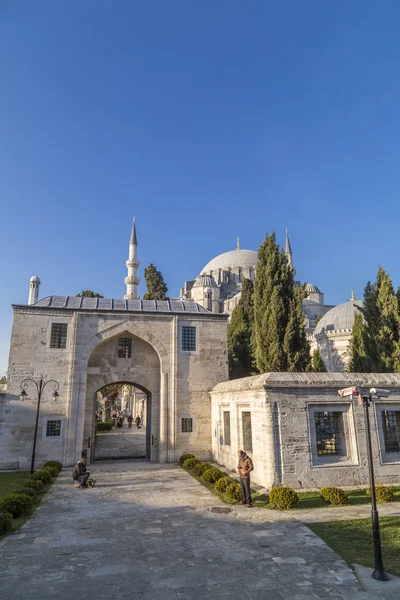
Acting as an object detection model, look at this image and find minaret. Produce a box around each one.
[236,236,241,250]
[28,276,41,305]
[285,229,293,269]
[124,219,140,300]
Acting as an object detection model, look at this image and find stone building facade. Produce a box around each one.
[211,372,400,490]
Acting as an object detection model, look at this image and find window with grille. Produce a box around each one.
[314,411,344,455]
[50,323,68,349]
[223,411,231,446]
[46,420,62,437]
[182,326,196,352]
[181,417,193,433]
[382,410,400,453]
[118,338,132,358]
[242,411,253,452]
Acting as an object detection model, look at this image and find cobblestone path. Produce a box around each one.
[0,462,378,600]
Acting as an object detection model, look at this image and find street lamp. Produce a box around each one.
[338,386,390,581]
[20,377,60,474]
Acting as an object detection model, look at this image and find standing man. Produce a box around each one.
[237,450,254,508]
[73,456,90,488]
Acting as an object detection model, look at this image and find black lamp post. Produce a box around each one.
[20,377,60,474]
[362,391,390,581]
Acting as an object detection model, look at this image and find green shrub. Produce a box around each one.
[0,493,33,517]
[26,479,44,492]
[202,467,224,484]
[225,481,243,502]
[366,485,394,503]
[179,453,196,466]
[44,466,59,478]
[44,461,62,473]
[320,487,348,506]
[0,512,13,535]
[269,486,299,509]
[96,421,114,432]
[192,462,207,476]
[19,486,37,498]
[214,476,232,493]
[31,469,52,484]
[183,457,200,471]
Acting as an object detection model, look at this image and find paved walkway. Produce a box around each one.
[94,426,147,460]
[0,462,384,600]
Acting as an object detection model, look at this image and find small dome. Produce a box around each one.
[193,274,218,288]
[314,300,363,335]
[30,276,41,283]
[201,248,258,274]
[306,283,321,294]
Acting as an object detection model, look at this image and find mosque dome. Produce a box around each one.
[193,274,218,288]
[30,276,41,283]
[201,248,258,274]
[314,300,363,335]
[305,283,321,294]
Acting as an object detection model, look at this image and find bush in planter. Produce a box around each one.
[44,461,62,473]
[31,469,52,484]
[320,487,348,506]
[214,476,232,494]
[225,481,242,502]
[96,421,115,432]
[26,479,44,492]
[183,457,200,471]
[0,512,13,535]
[202,467,224,484]
[366,485,394,503]
[0,493,33,517]
[179,453,196,466]
[269,486,299,509]
[44,466,59,478]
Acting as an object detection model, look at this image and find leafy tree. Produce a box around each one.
[252,232,310,372]
[76,290,104,298]
[228,279,256,378]
[143,264,169,300]
[346,310,370,372]
[312,348,326,372]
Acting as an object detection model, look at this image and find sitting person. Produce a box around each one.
[73,456,94,488]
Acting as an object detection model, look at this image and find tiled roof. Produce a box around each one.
[28,296,211,314]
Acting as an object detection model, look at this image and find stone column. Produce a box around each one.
[159,372,168,463]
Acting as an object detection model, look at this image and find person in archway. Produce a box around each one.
[237,450,254,508]
[135,415,141,429]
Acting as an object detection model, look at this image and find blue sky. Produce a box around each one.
[1,1,400,373]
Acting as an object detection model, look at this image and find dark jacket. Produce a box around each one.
[73,460,86,480]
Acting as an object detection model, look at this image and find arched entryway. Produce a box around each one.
[93,381,151,460]
[83,330,162,463]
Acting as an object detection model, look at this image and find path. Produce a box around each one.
[94,425,146,460]
[0,462,381,600]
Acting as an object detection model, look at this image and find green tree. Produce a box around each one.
[253,232,309,372]
[312,348,326,372]
[346,310,369,372]
[143,264,169,300]
[76,290,104,298]
[228,279,256,379]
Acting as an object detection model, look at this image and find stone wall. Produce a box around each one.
[211,372,400,490]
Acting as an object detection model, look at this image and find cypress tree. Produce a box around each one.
[227,279,256,379]
[312,348,327,372]
[143,264,169,300]
[284,286,311,372]
[375,267,400,371]
[346,310,370,372]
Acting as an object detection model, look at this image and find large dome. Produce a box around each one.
[314,300,363,335]
[201,248,258,274]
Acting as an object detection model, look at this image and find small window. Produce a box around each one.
[314,412,344,455]
[382,410,400,453]
[118,338,132,358]
[181,418,193,433]
[223,411,231,446]
[46,420,62,437]
[50,323,68,349]
[242,411,252,452]
[182,326,196,352]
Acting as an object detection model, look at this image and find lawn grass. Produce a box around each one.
[308,517,400,577]
[0,471,53,539]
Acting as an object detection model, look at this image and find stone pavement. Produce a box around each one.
[0,461,384,600]
[94,425,147,460]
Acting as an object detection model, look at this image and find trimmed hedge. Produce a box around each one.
[269,486,299,509]
[320,487,348,506]
[179,453,196,466]
[96,421,115,432]
[182,457,200,471]
[44,461,62,473]
[0,493,33,517]
[25,479,44,492]
[44,466,59,478]
[192,462,208,476]
[366,485,394,503]
[201,467,224,484]
[19,486,37,498]
[0,512,13,535]
[214,476,232,494]
[31,469,52,484]
[225,481,242,502]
